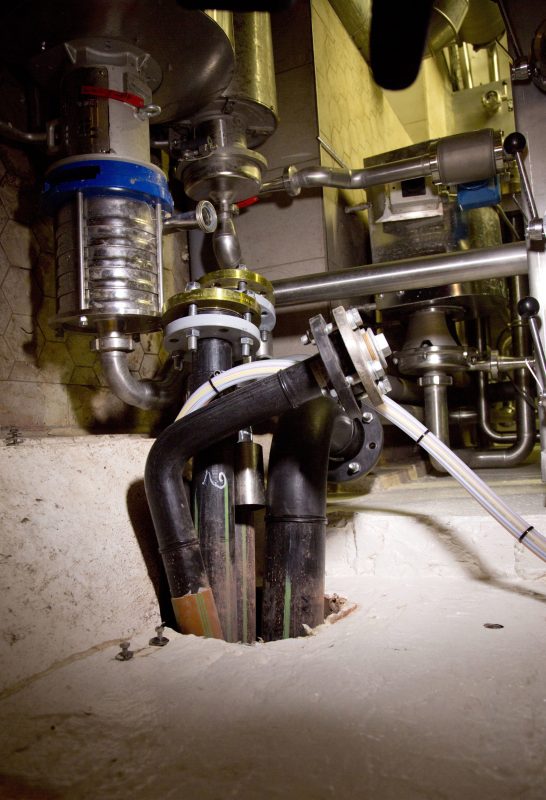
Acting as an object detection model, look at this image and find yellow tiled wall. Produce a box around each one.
[311,0,412,269]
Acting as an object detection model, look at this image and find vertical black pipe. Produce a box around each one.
[262,397,338,641]
[191,338,238,641]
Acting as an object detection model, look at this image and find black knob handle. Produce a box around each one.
[518,296,540,318]
[503,131,527,156]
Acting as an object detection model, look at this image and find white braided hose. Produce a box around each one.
[376,394,546,562]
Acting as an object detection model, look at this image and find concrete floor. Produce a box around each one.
[1,440,546,799]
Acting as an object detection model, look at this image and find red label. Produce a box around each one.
[81,85,145,109]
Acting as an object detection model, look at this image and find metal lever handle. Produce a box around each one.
[518,296,546,390]
[504,133,544,242]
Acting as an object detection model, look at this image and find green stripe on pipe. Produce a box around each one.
[282,575,292,639]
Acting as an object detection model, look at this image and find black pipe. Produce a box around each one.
[190,339,238,641]
[262,397,338,641]
[144,356,324,638]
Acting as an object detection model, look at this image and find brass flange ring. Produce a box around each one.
[199,269,274,302]
[163,287,261,325]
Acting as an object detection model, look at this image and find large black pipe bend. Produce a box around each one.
[144,356,324,638]
[262,397,339,641]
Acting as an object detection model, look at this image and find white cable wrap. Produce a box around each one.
[376,394,546,562]
[177,359,298,419]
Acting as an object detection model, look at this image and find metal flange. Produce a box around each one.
[328,409,383,483]
[200,269,274,302]
[309,313,361,419]
[332,307,391,406]
[162,287,261,325]
[394,345,474,375]
[164,313,261,359]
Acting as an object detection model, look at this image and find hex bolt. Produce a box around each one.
[186,328,200,352]
[240,336,252,357]
[149,624,170,647]
[348,308,362,329]
[373,332,391,359]
[301,332,312,345]
[115,641,133,661]
[238,280,247,292]
[185,281,200,291]
[362,411,374,423]
[347,462,361,475]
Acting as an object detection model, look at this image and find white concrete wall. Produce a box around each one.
[0,436,159,694]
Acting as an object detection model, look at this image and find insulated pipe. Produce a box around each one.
[144,356,325,638]
[262,397,338,641]
[272,242,528,307]
[99,350,184,410]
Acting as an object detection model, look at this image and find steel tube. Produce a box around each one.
[272,242,528,307]
[423,380,450,473]
[454,275,535,467]
[261,156,431,195]
[475,319,516,444]
[76,191,86,312]
[100,350,184,410]
[0,119,47,143]
[155,202,164,311]
[477,370,517,444]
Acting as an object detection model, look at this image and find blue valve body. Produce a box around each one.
[42,158,173,214]
[457,177,501,211]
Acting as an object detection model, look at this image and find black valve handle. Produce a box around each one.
[503,131,527,156]
[518,295,540,319]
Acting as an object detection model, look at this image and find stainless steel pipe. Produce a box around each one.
[423,379,451,473]
[454,275,536,467]
[262,129,504,196]
[272,242,528,307]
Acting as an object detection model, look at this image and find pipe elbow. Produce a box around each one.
[298,166,353,190]
[100,350,183,411]
[212,215,241,268]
